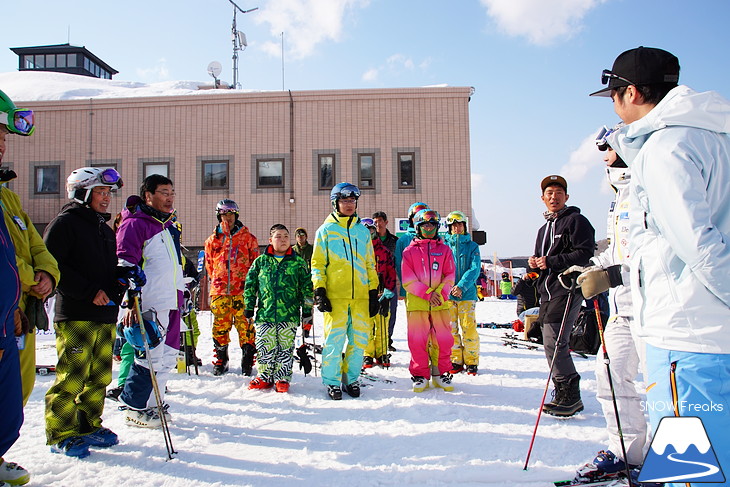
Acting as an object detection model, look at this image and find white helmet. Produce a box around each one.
[66,167,123,204]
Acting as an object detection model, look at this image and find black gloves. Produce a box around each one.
[244,309,255,319]
[369,289,379,318]
[314,287,332,313]
[117,265,147,289]
[378,298,390,317]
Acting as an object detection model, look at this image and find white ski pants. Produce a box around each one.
[594,315,648,466]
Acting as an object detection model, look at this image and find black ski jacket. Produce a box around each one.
[531,206,595,302]
[44,202,122,323]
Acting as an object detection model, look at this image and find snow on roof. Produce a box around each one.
[0,70,254,103]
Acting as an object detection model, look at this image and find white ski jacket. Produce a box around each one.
[591,166,632,319]
[609,85,730,354]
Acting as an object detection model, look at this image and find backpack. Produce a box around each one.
[569,306,607,355]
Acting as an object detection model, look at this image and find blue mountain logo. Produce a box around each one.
[639,416,725,483]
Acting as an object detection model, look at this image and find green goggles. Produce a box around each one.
[0,109,35,136]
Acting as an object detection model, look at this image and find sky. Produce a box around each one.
[3,0,730,256]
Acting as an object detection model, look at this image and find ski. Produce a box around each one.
[476,322,513,329]
[359,371,395,384]
[500,332,541,350]
[553,478,622,486]
[35,365,56,375]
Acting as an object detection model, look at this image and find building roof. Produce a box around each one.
[10,43,118,75]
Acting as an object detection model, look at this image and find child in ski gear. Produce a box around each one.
[360,218,396,369]
[204,199,259,376]
[0,94,34,484]
[372,211,399,348]
[593,46,730,482]
[528,175,595,417]
[292,228,313,337]
[311,182,379,400]
[43,167,125,457]
[244,225,312,392]
[499,272,514,299]
[116,175,184,428]
[444,210,481,375]
[401,209,456,392]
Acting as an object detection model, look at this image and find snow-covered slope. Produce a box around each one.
[13,299,622,486]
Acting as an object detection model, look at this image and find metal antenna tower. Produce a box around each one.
[228,0,258,89]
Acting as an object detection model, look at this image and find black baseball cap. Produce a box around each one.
[590,46,680,97]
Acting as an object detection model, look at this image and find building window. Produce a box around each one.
[202,160,229,190]
[318,154,334,190]
[398,152,415,189]
[34,166,60,194]
[57,54,66,68]
[143,162,169,179]
[23,55,35,69]
[257,159,284,188]
[46,54,56,68]
[67,53,77,67]
[34,54,45,68]
[357,153,375,189]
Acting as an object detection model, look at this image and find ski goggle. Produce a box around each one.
[417,210,440,226]
[446,212,466,225]
[600,69,636,88]
[338,187,360,199]
[409,203,428,217]
[360,218,375,228]
[98,167,123,186]
[0,109,35,136]
[595,123,624,150]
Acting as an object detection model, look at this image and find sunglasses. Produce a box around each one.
[0,109,35,136]
[600,69,635,88]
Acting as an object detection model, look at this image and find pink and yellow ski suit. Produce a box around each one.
[401,236,455,378]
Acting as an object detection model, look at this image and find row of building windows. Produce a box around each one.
[22,53,113,79]
[28,152,418,195]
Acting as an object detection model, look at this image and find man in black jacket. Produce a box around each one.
[43,167,132,458]
[528,175,595,418]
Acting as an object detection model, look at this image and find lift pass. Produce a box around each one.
[432,261,439,271]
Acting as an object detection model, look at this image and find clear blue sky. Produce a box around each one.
[3,0,730,256]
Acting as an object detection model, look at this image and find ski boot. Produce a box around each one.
[377,354,391,368]
[326,384,343,400]
[411,376,429,393]
[105,385,123,401]
[574,450,628,484]
[343,381,361,398]
[212,340,229,376]
[248,377,273,390]
[449,362,464,374]
[362,356,374,369]
[432,372,454,391]
[0,458,30,485]
[241,343,255,376]
[466,364,478,375]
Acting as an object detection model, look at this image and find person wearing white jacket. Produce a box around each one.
[591,46,730,486]
[571,125,650,484]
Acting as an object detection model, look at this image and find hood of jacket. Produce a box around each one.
[324,211,360,229]
[610,86,730,164]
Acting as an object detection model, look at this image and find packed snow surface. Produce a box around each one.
[12,299,627,486]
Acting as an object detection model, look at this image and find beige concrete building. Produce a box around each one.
[4,86,474,250]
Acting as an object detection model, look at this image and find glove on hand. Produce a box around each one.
[117,265,147,289]
[313,287,332,313]
[244,309,255,319]
[562,265,591,276]
[378,298,390,316]
[578,265,623,299]
[369,289,380,318]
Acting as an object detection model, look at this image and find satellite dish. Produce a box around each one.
[207,61,222,78]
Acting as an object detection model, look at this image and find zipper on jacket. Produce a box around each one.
[669,362,680,416]
[643,212,648,230]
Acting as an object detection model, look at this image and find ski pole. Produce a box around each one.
[189,329,199,376]
[132,292,177,460]
[523,275,577,470]
[592,298,633,485]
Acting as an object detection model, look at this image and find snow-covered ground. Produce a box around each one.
[10,299,625,486]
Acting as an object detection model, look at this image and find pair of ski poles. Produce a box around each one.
[127,286,177,460]
[523,276,632,484]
